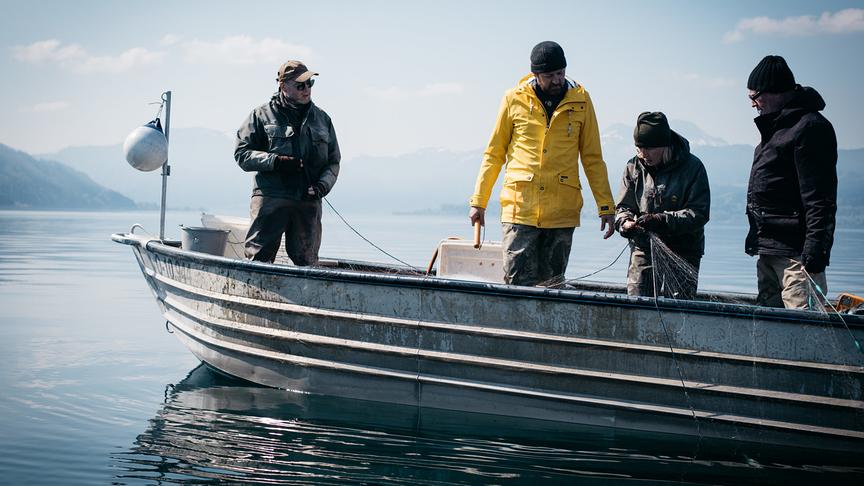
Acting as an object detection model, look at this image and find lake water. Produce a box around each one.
[0,209,862,485]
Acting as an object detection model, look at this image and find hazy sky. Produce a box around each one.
[2,0,863,157]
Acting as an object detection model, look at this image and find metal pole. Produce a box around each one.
[159,91,171,240]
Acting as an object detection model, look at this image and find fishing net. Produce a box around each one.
[647,234,700,301]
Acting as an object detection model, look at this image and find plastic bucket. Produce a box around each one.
[180,226,229,255]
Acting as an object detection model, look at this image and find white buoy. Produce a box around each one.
[123,119,168,172]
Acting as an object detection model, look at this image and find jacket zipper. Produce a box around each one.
[525,80,577,227]
[531,90,576,228]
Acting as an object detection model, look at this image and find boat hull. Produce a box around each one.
[113,232,864,452]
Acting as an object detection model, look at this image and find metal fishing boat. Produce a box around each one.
[111,219,864,453]
[114,91,863,453]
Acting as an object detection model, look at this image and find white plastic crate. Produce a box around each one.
[436,239,504,283]
[201,213,250,259]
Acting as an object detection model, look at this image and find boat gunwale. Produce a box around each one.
[110,232,864,329]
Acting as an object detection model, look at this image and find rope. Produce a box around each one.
[322,197,421,272]
[149,99,165,120]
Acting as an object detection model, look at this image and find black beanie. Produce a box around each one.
[634,112,672,148]
[747,55,796,93]
[530,41,567,73]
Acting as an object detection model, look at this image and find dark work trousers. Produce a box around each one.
[244,195,322,265]
[501,223,575,287]
[627,247,701,300]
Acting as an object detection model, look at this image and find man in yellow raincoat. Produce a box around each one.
[469,41,615,286]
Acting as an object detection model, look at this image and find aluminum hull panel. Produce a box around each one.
[113,233,864,451]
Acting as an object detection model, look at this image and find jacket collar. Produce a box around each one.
[753,85,825,140]
[516,73,586,103]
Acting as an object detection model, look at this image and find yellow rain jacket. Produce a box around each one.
[470,75,614,228]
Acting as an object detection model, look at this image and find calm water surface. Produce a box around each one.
[0,209,862,485]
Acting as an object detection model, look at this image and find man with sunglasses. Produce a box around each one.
[235,60,340,265]
[745,55,837,309]
[469,41,616,287]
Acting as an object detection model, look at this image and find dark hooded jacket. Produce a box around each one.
[235,93,340,200]
[615,131,711,257]
[745,86,837,266]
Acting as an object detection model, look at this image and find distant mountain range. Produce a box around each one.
[0,143,135,210]
[2,121,861,222]
[43,127,248,214]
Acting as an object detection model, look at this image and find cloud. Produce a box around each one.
[365,82,465,100]
[724,8,864,43]
[12,39,85,63]
[178,35,313,64]
[11,39,164,73]
[160,34,182,46]
[20,101,70,113]
[75,47,164,73]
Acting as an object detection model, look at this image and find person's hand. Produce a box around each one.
[469,206,486,227]
[636,213,666,233]
[802,252,828,274]
[600,214,615,239]
[304,182,327,200]
[274,155,303,172]
[620,219,643,238]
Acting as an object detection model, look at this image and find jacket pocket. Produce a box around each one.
[552,173,583,222]
[264,124,294,154]
[310,127,330,163]
[755,210,803,246]
[564,104,586,139]
[557,174,581,190]
[500,171,534,217]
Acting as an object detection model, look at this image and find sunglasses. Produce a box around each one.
[748,90,762,101]
[294,79,315,90]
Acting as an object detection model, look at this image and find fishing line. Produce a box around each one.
[799,265,863,355]
[224,234,246,259]
[567,243,629,282]
[650,234,702,436]
[322,197,421,272]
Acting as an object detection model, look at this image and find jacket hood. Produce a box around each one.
[637,130,691,171]
[670,130,691,162]
[784,85,826,113]
[755,86,826,138]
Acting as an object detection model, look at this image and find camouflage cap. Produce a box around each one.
[277,60,318,83]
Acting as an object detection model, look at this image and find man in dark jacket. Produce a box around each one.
[745,55,837,309]
[615,112,710,299]
[235,60,340,265]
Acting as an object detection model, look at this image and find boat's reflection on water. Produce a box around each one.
[113,364,862,485]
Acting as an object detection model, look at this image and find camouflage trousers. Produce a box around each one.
[244,195,322,266]
[501,223,575,287]
[756,255,828,310]
[627,247,701,300]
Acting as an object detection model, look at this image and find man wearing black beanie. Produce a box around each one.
[615,112,711,299]
[745,55,837,309]
[469,41,616,287]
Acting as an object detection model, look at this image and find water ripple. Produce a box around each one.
[109,365,864,485]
